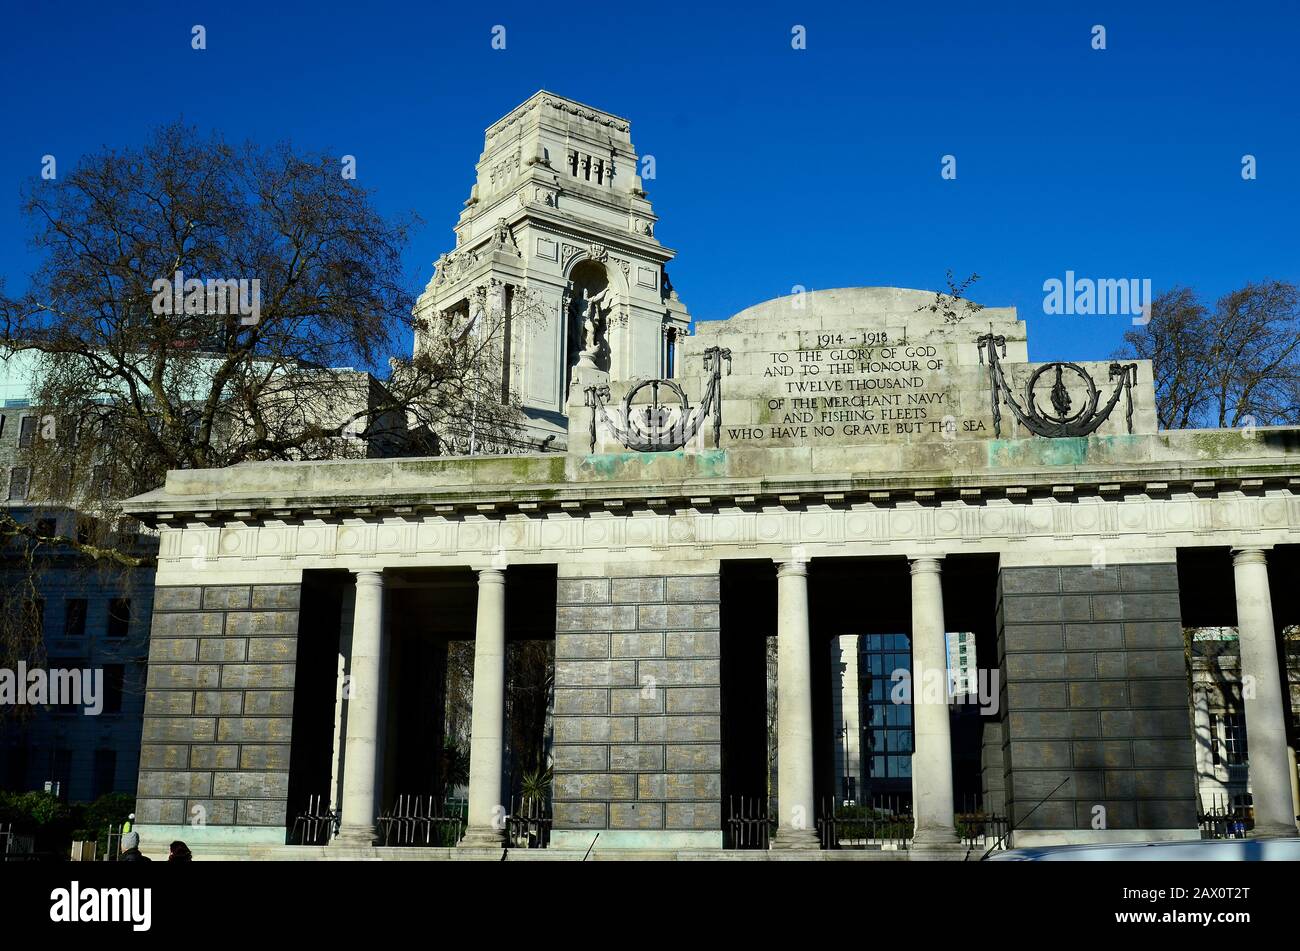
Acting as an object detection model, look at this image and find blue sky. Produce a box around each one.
[1,1,1297,367]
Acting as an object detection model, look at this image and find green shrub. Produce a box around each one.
[72,792,135,855]
[0,790,134,856]
[0,790,75,852]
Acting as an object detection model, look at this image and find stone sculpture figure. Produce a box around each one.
[577,287,612,370]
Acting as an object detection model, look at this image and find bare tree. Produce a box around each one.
[2,120,555,510]
[1116,282,1300,429]
[916,270,985,325]
[0,120,540,686]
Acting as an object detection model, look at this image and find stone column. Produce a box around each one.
[460,567,508,847]
[1191,683,1215,800]
[773,559,819,849]
[1232,549,1298,837]
[910,556,958,848]
[329,585,355,820]
[335,570,385,847]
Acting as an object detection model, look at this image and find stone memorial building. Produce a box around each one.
[124,93,1300,858]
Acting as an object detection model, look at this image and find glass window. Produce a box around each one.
[64,599,87,637]
[18,415,38,448]
[1222,713,1248,765]
[856,631,914,803]
[103,665,124,714]
[8,466,30,501]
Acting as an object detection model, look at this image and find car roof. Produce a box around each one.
[987,837,1300,861]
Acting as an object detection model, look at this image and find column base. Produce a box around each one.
[770,828,821,850]
[910,830,961,851]
[457,826,506,849]
[332,826,377,848]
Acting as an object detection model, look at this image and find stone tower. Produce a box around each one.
[414,91,692,450]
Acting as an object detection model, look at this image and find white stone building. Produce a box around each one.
[116,94,1300,859]
[414,91,691,449]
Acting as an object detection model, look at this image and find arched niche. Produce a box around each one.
[562,253,631,388]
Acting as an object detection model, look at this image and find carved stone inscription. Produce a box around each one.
[724,330,987,444]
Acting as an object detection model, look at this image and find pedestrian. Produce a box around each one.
[168,841,193,862]
[119,831,151,862]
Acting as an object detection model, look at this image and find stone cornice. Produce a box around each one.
[520,208,674,263]
[485,91,631,145]
[152,482,1300,576]
[124,458,1300,527]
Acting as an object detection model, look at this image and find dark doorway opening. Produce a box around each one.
[381,565,557,807]
[717,554,1000,833]
[285,564,558,845]
[286,569,349,839]
[1177,544,1300,811]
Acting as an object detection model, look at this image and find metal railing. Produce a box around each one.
[0,822,40,861]
[1198,794,1254,839]
[726,795,1007,852]
[291,794,551,848]
[505,796,552,849]
[378,795,467,847]
[818,797,914,850]
[290,794,341,846]
[725,796,772,849]
[956,811,1010,851]
[103,823,123,860]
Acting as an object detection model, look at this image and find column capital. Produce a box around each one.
[774,559,808,577]
[475,566,506,584]
[1232,548,1270,566]
[352,569,384,587]
[909,555,944,576]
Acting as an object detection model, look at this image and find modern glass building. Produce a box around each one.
[859,633,913,803]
